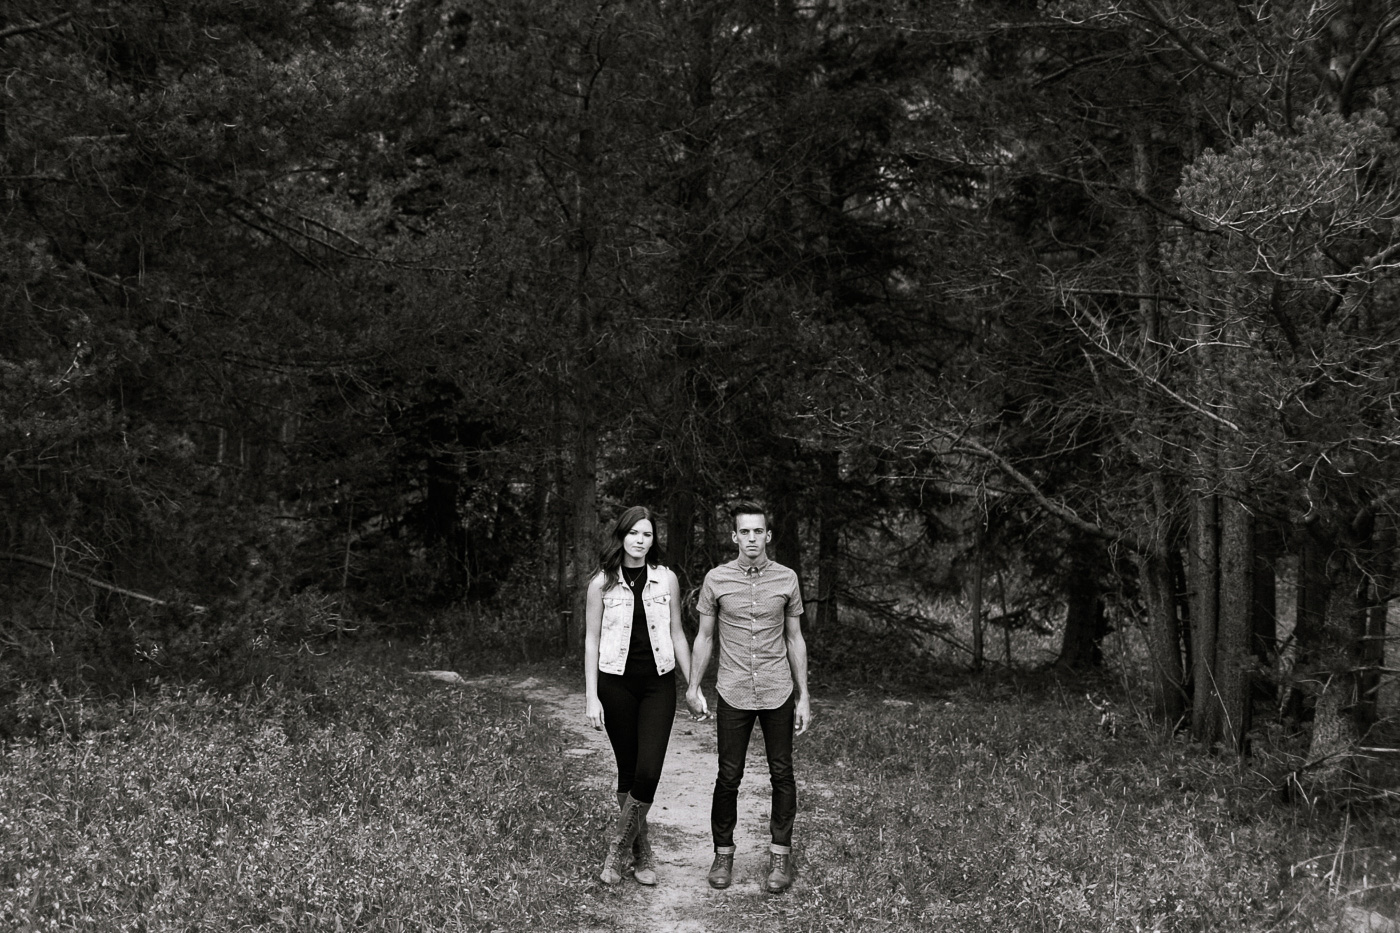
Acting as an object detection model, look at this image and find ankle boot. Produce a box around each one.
[600,794,650,885]
[765,847,794,893]
[707,847,735,889]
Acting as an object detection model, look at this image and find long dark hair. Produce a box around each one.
[598,505,667,591]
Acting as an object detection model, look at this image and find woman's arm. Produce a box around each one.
[583,574,605,730]
[667,568,693,685]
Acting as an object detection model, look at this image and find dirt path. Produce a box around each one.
[458,672,788,933]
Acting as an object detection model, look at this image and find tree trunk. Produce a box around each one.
[769,449,805,584]
[667,487,698,602]
[1058,536,1107,669]
[552,397,570,650]
[970,524,985,672]
[814,450,841,636]
[1299,512,1371,788]
[1189,491,1222,744]
[1216,491,1253,754]
[1251,519,1281,706]
[1304,564,1365,787]
[566,51,600,654]
[1128,125,1186,724]
[568,421,598,652]
[1284,524,1330,722]
[997,570,1013,665]
[1357,514,1393,731]
[1137,548,1186,724]
[423,458,465,597]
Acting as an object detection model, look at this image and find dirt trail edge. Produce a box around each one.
[442,670,788,933]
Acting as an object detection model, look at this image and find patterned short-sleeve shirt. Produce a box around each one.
[696,557,803,710]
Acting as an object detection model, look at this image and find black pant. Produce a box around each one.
[712,692,796,848]
[596,668,676,804]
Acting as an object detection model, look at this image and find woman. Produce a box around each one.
[583,506,697,886]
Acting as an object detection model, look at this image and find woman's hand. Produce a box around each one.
[685,688,709,720]
[587,695,605,731]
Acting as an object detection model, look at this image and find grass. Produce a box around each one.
[0,646,602,932]
[2,641,1396,933]
[786,675,1400,932]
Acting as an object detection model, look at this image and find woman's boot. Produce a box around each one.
[632,816,657,885]
[609,792,657,884]
[600,794,650,885]
[613,793,633,879]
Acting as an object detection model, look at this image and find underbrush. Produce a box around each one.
[791,681,1399,933]
[4,637,1394,933]
[0,647,593,932]
[0,589,363,727]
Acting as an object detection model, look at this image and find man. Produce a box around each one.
[686,502,811,894]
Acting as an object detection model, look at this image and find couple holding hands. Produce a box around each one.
[583,503,811,894]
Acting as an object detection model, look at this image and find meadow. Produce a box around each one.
[1,640,1395,932]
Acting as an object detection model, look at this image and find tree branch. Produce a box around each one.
[1062,303,1246,434]
[1130,0,1245,80]
[1035,170,1208,231]
[0,551,176,607]
[1340,14,1400,114]
[937,431,1148,554]
[0,13,74,42]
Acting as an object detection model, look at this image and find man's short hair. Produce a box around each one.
[730,501,769,530]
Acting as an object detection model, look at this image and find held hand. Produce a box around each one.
[586,695,605,731]
[685,689,710,720]
[793,695,812,736]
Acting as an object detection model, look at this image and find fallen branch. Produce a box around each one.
[0,551,182,608]
[0,12,74,42]
[410,670,468,685]
[841,590,975,657]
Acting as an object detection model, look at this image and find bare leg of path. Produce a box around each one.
[461,672,780,933]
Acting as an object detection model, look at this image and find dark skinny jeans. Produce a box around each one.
[711,692,796,848]
[596,668,676,804]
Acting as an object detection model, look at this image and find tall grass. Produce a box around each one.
[790,678,1399,932]
[0,651,599,932]
[3,644,1394,933]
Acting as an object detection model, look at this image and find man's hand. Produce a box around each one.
[586,695,605,731]
[793,695,812,736]
[686,688,710,720]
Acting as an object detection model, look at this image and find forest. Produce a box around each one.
[2,1,1399,929]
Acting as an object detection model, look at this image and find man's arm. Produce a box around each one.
[784,613,810,735]
[687,611,716,717]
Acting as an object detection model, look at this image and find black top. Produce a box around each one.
[621,564,654,675]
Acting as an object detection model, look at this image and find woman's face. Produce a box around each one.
[623,519,654,563]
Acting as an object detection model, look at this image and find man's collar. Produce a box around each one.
[735,556,771,574]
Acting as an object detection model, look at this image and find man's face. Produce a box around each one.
[732,512,771,562]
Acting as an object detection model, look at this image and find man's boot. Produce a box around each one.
[600,794,650,885]
[707,846,735,889]
[765,846,793,893]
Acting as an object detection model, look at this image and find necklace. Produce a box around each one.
[622,564,645,587]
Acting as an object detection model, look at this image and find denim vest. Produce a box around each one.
[597,565,676,676]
